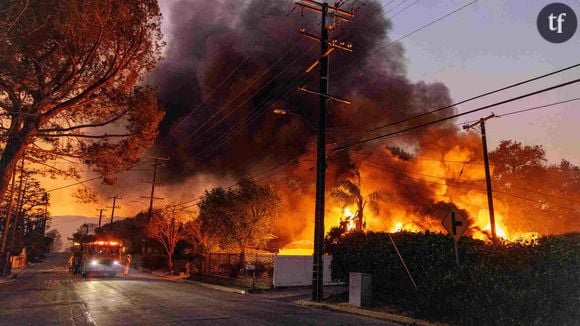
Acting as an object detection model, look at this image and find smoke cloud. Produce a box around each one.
[149,0,465,243]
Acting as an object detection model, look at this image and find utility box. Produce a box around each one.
[349,272,372,307]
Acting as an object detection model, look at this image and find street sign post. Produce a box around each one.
[442,209,468,266]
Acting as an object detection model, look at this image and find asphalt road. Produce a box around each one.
[0,253,392,326]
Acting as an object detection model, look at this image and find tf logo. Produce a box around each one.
[537,3,577,43]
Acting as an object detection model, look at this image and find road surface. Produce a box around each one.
[0,253,392,325]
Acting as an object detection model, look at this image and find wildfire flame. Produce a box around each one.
[341,207,356,232]
[277,139,552,255]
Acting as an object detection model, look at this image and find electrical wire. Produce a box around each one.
[331,0,478,78]
[333,77,580,152]
[367,63,580,133]
[362,161,578,211]
[169,57,250,134]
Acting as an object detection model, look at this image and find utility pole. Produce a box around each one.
[463,113,498,242]
[96,208,106,228]
[41,192,49,237]
[293,0,353,302]
[141,157,168,221]
[107,196,121,224]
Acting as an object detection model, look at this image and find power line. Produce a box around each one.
[332,0,478,77]
[333,77,580,152]
[40,159,155,194]
[168,151,311,209]
[375,0,478,52]
[335,97,580,164]
[362,161,578,211]
[185,38,303,142]
[169,57,250,134]
[389,0,423,19]
[384,0,413,15]
[196,70,313,162]
[192,39,321,162]
[367,62,580,133]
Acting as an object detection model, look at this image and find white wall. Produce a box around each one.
[273,255,340,287]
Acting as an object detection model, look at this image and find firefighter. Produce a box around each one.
[68,255,75,272]
[124,254,132,275]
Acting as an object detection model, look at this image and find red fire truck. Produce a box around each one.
[71,240,124,277]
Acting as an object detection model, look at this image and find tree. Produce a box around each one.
[330,170,390,231]
[45,229,62,252]
[96,212,151,254]
[146,207,194,272]
[0,0,164,208]
[488,140,580,233]
[69,224,95,244]
[489,140,547,180]
[198,179,281,265]
[0,165,49,256]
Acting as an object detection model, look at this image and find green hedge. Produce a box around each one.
[326,231,580,325]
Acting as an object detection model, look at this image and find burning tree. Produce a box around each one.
[330,170,390,231]
[146,207,195,272]
[0,0,164,207]
[198,179,281,265]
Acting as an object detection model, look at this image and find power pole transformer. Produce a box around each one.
[293,0,354,302]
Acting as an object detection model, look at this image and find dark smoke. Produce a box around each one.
[153,0,464,243]
[153,0,454,177]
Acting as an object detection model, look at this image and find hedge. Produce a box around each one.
[326,231,580,325]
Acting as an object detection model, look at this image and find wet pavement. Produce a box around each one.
[0,253,393,325]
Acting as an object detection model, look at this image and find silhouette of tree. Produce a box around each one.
[330,170,390,231]
[0,0,165,208]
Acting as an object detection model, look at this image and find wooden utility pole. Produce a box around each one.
[41,192,49,237]
[96,208,106,228]
[107,196,121,224]
[141,157,168,221]
[463,113,498,242]
[293,0,353,302]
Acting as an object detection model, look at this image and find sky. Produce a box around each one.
[47,0,580,238]
[376,0,579,164]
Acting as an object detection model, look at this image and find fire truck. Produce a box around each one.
[71,240,124,277]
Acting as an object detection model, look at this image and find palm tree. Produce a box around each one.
[330,170,390,231]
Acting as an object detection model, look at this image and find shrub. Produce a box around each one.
[141,254,166,271]
[328,231,580,325]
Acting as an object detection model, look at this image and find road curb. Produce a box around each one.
[294,300,444,326]
[181,279,247,295]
